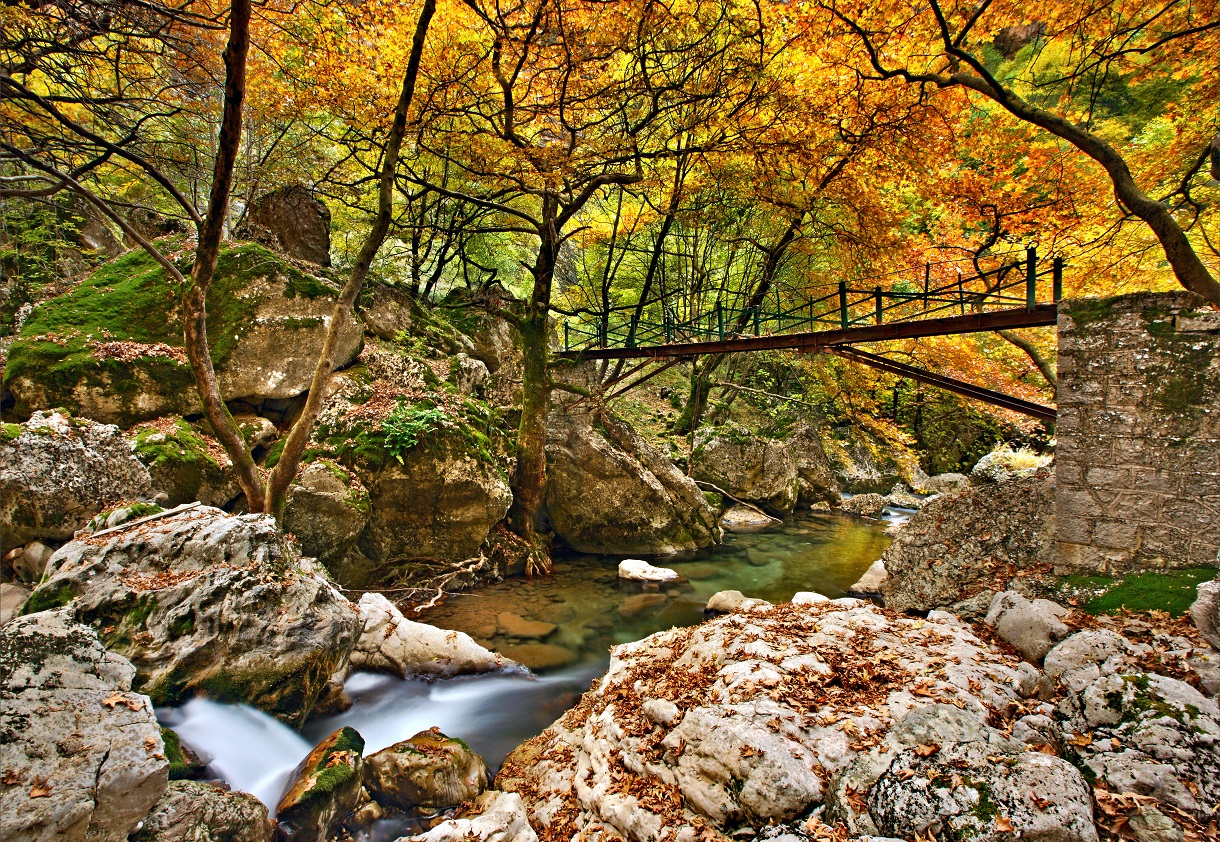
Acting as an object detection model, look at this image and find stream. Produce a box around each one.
[156,509,895,824]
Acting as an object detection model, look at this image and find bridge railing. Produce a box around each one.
[561,247,1063,352]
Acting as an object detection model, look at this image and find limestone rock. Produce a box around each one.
[546,410,720,555]
[405,790,538,842]
[705,590,770,615]
[719,504,781,532]
[1191,575,1220,649]
[282,460,370,572]
[364,727,489,811]
[970,447,1051,484]
[131,780,273,842]
[880,471,1054,612]
[1042,629,1151,693]
[233,413,279,449]
[618,558,683,583]
[820,423,920,494]
[1,411,155,546]
[920,473,970,494]
[5,243,362,426]
[0,609,168,842]
[691,423,799,515]
[25,505,359,726]
[848,558,887,594]
[276,727,364,842]
[882,484,924,510]
[790,421,841,507]
[131,417,241,508]
[1059,671,1220,817]
[13,540,53,584]
[452,353,491,396]
[2,583,30,624]
[1127,807,1185,842]
[496,601,1036,840]
[984,591,1070,663]
[350,593,515,679]
[841,493,886,519]
[243,184,332,266]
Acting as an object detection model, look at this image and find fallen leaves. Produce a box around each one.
[29,779,52,798]
[915,742,940,757]
[1066,731,1093,747]
[995,816,1015,832]
[101,692,144,712]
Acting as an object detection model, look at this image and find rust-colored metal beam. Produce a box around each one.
[556,304,1057,361]
[828,346,1057,423]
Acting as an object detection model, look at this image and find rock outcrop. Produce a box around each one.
[546,410,721,555]
[880,470,1054,613]
[243,184,332,266]
[0,609,168,842]
[496,599,1064,842]
[691,423,799,516]
[820,422,921,494]
[790,422,841,507]
[4,242,362,426]
[1192,574,1220,649]
[131,780,273,842]
[405,791,538,842]
[970,447,1051,484]
[364,727,489,811]
[349,593,515,679]
[840,493,885,519]
[23,505,359,726]
[130,416,240,508]
[282,460,370,571]
[1,411,155,546]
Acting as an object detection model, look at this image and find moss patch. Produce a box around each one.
[1065,567,1216,616]
[21,579,76,615]
[0,422,23,442]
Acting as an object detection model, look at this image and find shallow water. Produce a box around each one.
[161,510,891,813]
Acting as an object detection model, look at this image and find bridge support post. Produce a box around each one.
[875,286,883,325]
[1026,246,1037,311]
[839,282,848,328]
[1053,257,1063,302]
[716,302,724,340]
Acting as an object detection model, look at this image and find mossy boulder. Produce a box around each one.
[821,418,921,494]
[363,727,489,812]
[281,460,370,572]
[4,241,362,427]
[0,410,155,546]
[24,505,359,727]
[275,727,365,842]
[131,417,240,508]
[690,422,799,516]
[132,779,273,842]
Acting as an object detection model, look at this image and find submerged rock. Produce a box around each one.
[349,593,515,678]
[364,727,489,811]
[546,410,720,555]
[276,727,364,842]
[691,423,799,515]
[24,505,359,726]
[719,504,781,532]
[132,780,273,842]
[1,411,155,546]
[0,609,168,842]
[404,790,538,842]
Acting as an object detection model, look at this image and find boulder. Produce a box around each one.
[130,417,241,508]
[883,483,924,510]
[1043,629,1147,692]
[546,410,721,555]
[691,423,799,515]
[243,184,332,266]
[790,421,841,507]
[0,609,168,842]
[349,593,516,678]
[1,583,29,624]
[848,558,887,594]
[404,790,538,842]
[719,504,781,532]
[281,460,370,572]
[497,612,557,640]
[275,727,364,842]
[363,727,489,811]
[1058,671,1220,818]
[704,590,769,615]
[841,493,886,519]
[12,540,53,584]
[970,447,1051,484]
[496,600,1042,840]
[23,505,359,727]
[983,591,1071,663]
[131,780,273,842]
[4,243,362,426]
[880,471,1054,613]
[1191,575,1219,649]
[1,411,155,546]
[920,473,970,494]
[618,558,683,583]
[452,353,491,396]
[820,422,920,494]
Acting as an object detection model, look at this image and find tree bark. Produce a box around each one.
[997,329,1057,390]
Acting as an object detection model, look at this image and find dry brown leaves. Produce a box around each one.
[1094,788,1220,842]
[88,339,188,365]
[119,568,203,592]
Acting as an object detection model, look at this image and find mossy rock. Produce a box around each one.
[131,417,240,507]
[275,727,364,842]
[5,241,362,427]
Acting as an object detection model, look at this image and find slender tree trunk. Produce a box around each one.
[998,329,1057,390]
[263,0,436,518]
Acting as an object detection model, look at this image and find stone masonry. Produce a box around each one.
[1056,291,1220,574]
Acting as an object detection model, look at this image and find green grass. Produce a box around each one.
[1062,567,1217,616]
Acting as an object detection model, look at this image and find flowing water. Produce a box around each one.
[157,510,893,822]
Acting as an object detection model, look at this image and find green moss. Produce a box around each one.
[1113,674,1197,724]
[168,610,195,638]
[125,502,165,519]
[1082,567,1215,616]
[21,579,76,614]
[0,422,23,442]
[329,726,365,755]
[126,593,158,628]
[299,763,355,804]
[1064,295,1125,327]
[283,316,323,329]
[160,726,202,780]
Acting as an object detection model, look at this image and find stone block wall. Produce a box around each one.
[1056,291,1220,574]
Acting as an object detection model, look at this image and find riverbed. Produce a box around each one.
[157,510,892,823]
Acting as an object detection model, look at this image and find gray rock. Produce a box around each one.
[984,591,1070,663]
[705,590,769,615]
[848,558,887,594]
[881,471,1054,613]
[970,448,1050,484]
[920,473,970,494]
[1,411,155,546]
[1127,806,1184,842]
[1187,650,1220,697]
[691,423,800,515]
[13,540,53,584]
[26,505,359,726]
[282,460,370,572]
[364,727,488,811]
[1,583,29,624]
[131,417,241,509]
[0,609,168,842]
[131,780,272,842]
[790,421,841,507]
[404,790,537,842]
[1191,576,1220,649]
[546,410,721,555]
[841,493,886,519]
[452,353,491,396]
[720,504,781,532]
[883,484,924,510]
[820,423,920,494]
[243,184,331,266]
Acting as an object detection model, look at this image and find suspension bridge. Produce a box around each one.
[557,248,1061,423]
